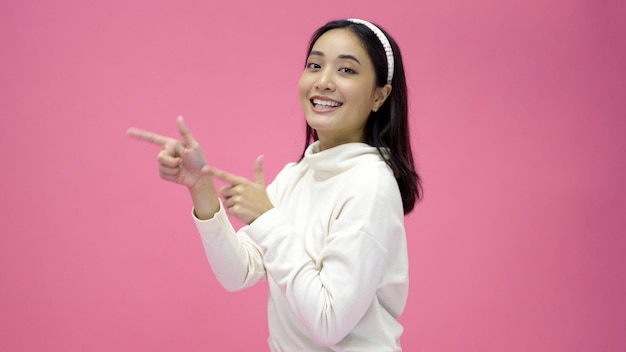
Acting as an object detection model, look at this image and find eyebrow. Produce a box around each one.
[309,50,361,65]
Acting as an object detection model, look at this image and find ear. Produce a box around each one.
[372,84,392,112]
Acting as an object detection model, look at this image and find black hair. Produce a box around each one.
[300,19,422,214]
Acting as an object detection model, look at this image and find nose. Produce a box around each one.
[314,68,335,91]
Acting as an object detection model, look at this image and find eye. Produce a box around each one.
[339,67,356,74]
[306,62,321,70]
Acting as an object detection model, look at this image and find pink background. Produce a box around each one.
[1,0,625,351]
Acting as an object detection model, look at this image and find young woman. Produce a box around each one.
[128,18,421,351]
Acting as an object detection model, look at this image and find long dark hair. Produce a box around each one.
[301,19,422,214]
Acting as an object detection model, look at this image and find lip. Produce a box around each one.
[309,95,343,113]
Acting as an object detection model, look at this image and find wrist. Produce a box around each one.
[188,174,213,193]
[188,175,219,220]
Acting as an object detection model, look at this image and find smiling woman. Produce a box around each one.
[299,28,392,150]
[128,18,421,351]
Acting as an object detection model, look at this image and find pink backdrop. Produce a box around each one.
[1,0,624,351]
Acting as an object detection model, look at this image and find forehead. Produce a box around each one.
[311,28,368,58]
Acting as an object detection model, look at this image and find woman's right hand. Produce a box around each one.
[127,116,209,189]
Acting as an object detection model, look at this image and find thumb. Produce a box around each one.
[176,116,199,147]
[254,155,265,185]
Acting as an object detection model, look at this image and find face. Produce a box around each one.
[299,28,390,150]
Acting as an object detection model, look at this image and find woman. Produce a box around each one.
[128,18,421,351]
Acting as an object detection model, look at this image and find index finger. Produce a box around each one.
[127,128,171,146]
[207,167,249,185]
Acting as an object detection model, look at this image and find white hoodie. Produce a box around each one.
[194,141,408,351]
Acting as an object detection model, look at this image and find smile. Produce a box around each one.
[310,98,343,111]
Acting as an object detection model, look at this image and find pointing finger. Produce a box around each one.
[207,167,248,185]
[127,128,171,146]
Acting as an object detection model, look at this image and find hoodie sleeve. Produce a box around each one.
[193,202,266,292]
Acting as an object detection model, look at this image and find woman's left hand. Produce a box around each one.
[208,155,274,224]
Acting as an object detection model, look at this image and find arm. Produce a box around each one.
[127,117,267,291]
[194,202,266,292]
[192,157,275,291]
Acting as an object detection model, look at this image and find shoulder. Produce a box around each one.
[270,160,304,185]
[265,160,304,203]
[332,159,405,250]
[345,156,400,200]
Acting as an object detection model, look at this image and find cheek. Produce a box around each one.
[347,84,376,107]
[297,75,311,111]
[297,74,310,98]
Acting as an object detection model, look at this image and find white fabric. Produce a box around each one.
[194,141,409,351]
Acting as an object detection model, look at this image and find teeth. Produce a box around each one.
[312,99,341,107]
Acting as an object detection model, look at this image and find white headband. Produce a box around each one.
[347,18,395,84]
